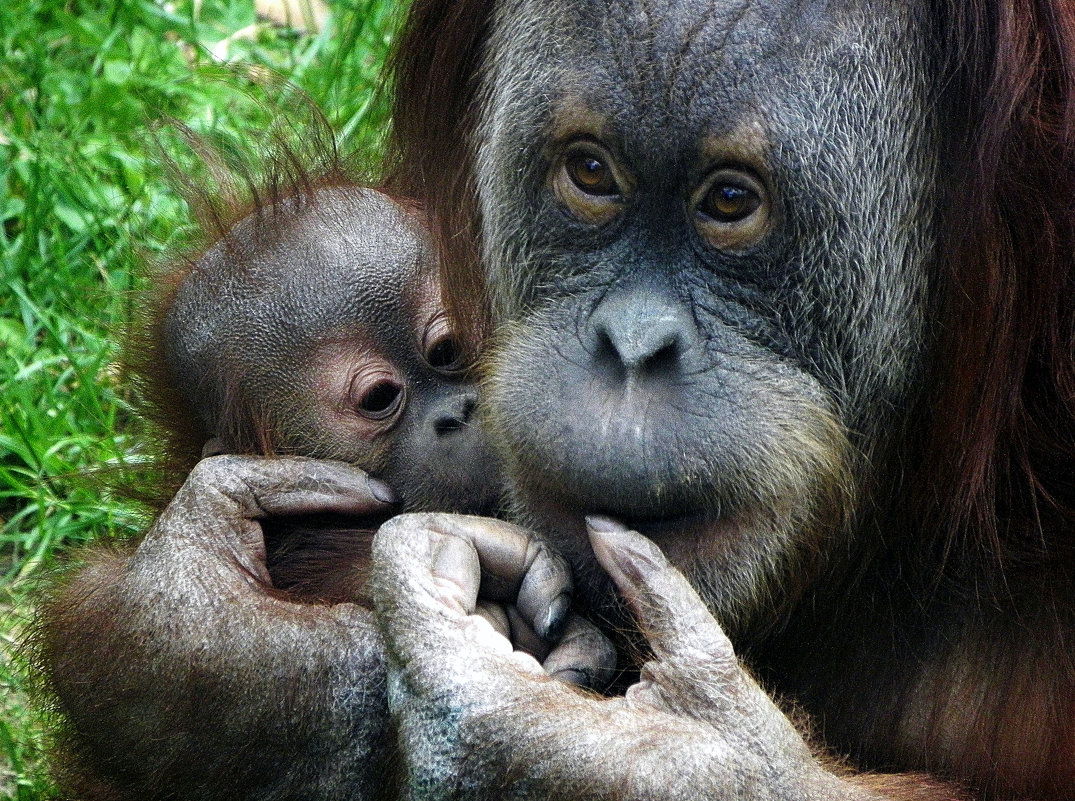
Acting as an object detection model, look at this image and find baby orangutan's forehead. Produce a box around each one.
[237,187,437,335]
[287,188,432,300]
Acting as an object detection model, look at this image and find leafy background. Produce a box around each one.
[0,0,397,796]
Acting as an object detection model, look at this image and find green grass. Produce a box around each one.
[0,0,398,796]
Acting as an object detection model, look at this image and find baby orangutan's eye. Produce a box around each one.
[350,371,405,421]
[423,312,466,374]
[427,337,462,370]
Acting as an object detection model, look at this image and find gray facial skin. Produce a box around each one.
[476,0,933,633]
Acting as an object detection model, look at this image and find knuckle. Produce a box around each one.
[181,455,248,506]
[187,453,266,493]
[186,454,233,485]
[377,511,441,538]
[373,513,441,563]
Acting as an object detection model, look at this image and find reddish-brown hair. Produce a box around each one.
[385,0,1075,564]
[383,0,494,354]
[128,105,417,503]
[924,0,1075,558]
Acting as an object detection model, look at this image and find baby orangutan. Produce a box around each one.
[31,157,617,801]
[162,184,504,604]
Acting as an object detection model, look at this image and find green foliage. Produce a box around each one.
[0,0,398,795]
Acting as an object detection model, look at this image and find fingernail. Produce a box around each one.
[542,592,571,640]
[586,515,628,534]
[368,477,400,505]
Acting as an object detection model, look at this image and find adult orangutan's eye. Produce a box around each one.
[692,168,771,249]
[551,141,629,225]
[565,150,619,196]
[701,182,761,222]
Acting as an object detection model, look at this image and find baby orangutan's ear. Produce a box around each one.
[202,437,227,457]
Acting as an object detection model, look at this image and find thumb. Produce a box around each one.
[586,516,738,678]
[588,518,813,755]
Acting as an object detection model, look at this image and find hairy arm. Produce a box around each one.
[371,513,969,801]
[35,456,398,801]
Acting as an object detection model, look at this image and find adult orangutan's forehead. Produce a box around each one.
[485,0,871,145]
[498,0,845,61]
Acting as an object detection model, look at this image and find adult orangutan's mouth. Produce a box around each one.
[616,510,743,553]
[614,509,709,536]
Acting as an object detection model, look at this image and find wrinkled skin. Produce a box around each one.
[369,518,960,800]
[38,457,615,800]
[39,457,396,799]
[373,513,867,801]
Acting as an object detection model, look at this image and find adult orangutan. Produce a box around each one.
[34,0,1075,799]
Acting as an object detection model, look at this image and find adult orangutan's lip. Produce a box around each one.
[619,510,739,543]
[522,487,741,557]
[578,500,740,544]
[617,509,707,534]
[565,492,717,534]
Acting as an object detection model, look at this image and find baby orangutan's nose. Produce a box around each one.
[433,391,477,435]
